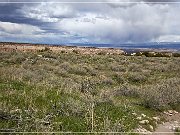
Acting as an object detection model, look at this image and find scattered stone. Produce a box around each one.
[163,111,169,115]
[37,55,42,57]
[136,116,142,120]
[168,110,173,113]
[174,121,178,124]
[149,125,154,131]
[139,120,149,124]
[152,116,160,121]
[132,112,137,116]
[41,120,50,125]
[10,109,22,114]
[163,110,176,116]
[136,127,151,134]
[141,114,146,117]
[174,110,178,114]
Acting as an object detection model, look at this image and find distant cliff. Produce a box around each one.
[0,42,124,55]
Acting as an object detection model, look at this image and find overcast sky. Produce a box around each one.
[0,0,180,44]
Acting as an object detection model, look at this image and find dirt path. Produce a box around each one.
[152,111,180,135]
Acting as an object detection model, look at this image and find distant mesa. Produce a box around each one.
[0,42,125,55]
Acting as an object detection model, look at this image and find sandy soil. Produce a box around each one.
[152,112,180,135]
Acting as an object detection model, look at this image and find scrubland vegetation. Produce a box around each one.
[0,50,180,133]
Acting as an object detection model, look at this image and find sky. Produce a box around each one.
[0,0,180,44]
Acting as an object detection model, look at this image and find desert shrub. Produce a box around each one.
[140,78,180,110]
[141,52,152,57]
[135,52,143,56]
[80,79,98,96]
[101,77,114,86]
[54,68,69,78]
[42,52,57,59]
[22,70,44,83]
[39,47,51,52]
[107,57,115,62]
[57,97,88,117]
[72,50,79,54]
[83,65,98,76]
[60,50,66,53]
[127,72,147,83]
[128,63,142,72]
[59,62,71,71]
[94,63,105,71]
[0,52,13,60]
[151,62,179,73]
[6,53,26,64]
[40,64,55,72]
[155,53,171,57]
[112,73,125,84]
[98,51,106,55]
[98,90,114,104]
[110,64,126,72]
[68,65,87,76]
[113,84,139,98]
[22,57,38,65]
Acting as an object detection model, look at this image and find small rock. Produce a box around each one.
[172,126,177,131]
[168,110,173,114]
[132,112,137,116]
[141,114,146,117]
[174,110,178,114]
[137,116,142,120]
[168,110,174,116]
[164,111,173,116]
[139,120,149,124]
[174,121,178,124]
[10,109,22,114]
[42,120,50,125]
[149,125,154,131]
[37,55,42,57]
[168,126,173,130]
[152,116,160,121]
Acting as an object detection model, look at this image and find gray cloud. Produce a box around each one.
[0,1,180,43]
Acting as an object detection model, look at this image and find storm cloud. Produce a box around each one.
[0,0,180,43]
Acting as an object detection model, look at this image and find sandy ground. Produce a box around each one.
[152,112,180,135]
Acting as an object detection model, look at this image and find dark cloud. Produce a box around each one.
[0,0,180,43]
